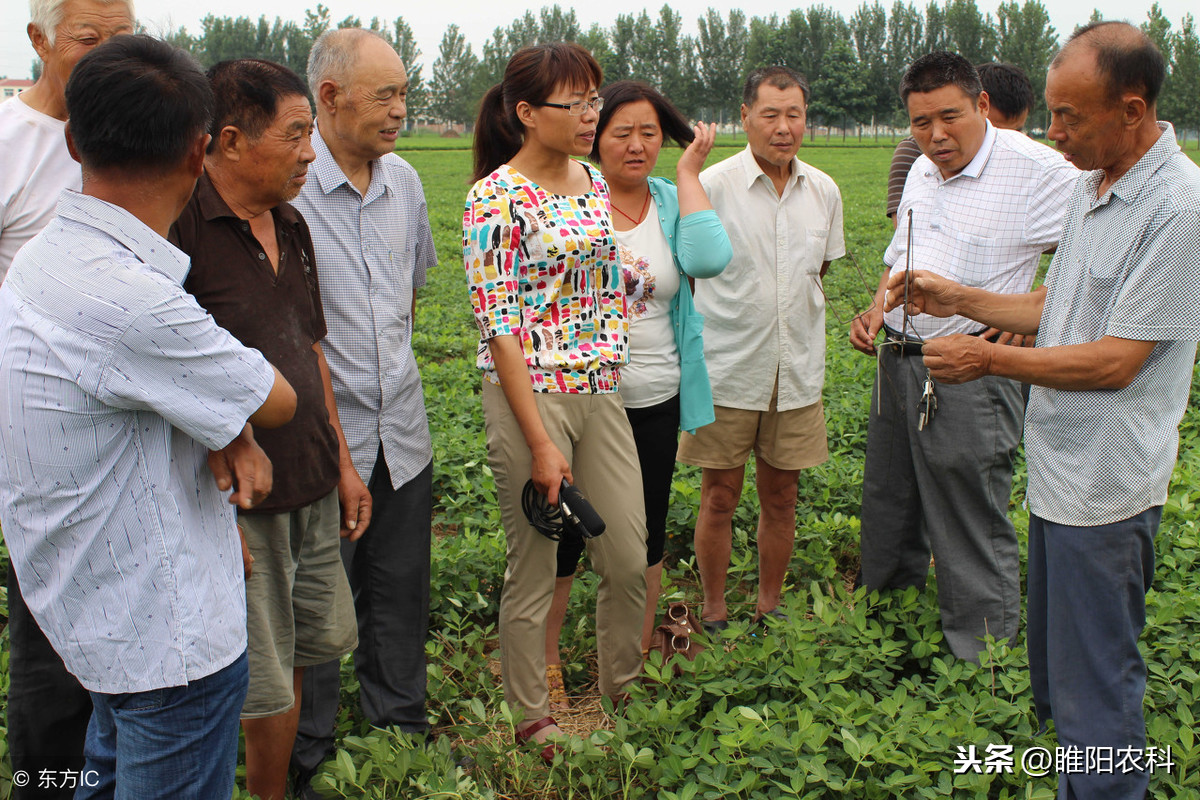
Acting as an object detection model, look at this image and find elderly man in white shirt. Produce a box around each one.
[850,52,1078,662]
[678,66,845,633]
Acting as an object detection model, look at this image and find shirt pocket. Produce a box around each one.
[805,228,830,271]
[942,227,1000,287]
[1084,227,1134,282]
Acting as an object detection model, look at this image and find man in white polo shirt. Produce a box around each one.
[850,52,1077,662]
[678,66,844,632]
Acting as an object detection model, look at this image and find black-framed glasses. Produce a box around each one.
[538,96,605,116]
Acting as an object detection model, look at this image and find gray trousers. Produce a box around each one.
[858,345,1022,661]
[291,452,432,775]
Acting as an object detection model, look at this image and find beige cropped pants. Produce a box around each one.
[482,381,648,722]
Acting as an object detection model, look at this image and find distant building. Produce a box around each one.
[0,79,34,99]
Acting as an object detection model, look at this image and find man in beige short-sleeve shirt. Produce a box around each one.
[679,65,845,631]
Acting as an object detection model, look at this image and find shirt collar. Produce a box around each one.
[739,144,805,192]
[929,119,996,183]
[194,171,303,227]
[1086,121,1177,206]
[55,190,190,284]
[310,126,390,201]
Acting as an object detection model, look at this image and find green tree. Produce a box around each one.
[944,0,997,63]
[923,1,949,53]
[474,6,585,93]
[851,1,892,122]
[652,6,696,115]
[431,24,479,126]
[1141,3,1175,125]
[745,14,793,72]
[810,39,872,130]
[995,0,1058,128]
[1141,3,1174,64]
[161,26,199,58]
[476,28,510,92]
[627,10,660,83]
[1168,13,1199,146]
[886,1,925,116]
[608,14,637,83]
[538,5,582,43]
[796,6,851,82]
[292,4,332,80]
[696,8,749,122]
[579,23,616,81]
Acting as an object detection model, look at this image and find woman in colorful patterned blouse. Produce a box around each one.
[544,81,732,709]
[462,43,648,756]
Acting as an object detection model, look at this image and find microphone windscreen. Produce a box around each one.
[559,482,606,538]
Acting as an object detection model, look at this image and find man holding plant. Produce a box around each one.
[891,23,1200,798]
[851,52,1076,663]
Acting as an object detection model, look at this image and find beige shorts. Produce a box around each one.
[240,489,358,719]
[677,395,829,471]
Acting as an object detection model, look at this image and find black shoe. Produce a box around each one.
[292,769,326,800]
[702,619,729,636]
[754,609,788,626]
[748,609,788,636]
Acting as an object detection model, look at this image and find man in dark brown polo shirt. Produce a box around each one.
[169,58,367,800]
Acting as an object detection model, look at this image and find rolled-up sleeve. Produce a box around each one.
[676,209,732,279]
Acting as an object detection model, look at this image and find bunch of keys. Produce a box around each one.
[918,372,937,431]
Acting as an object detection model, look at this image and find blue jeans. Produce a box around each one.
[76,651,248,800]
[1027,508,1160,800]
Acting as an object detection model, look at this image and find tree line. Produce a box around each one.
[142,1,1199,140]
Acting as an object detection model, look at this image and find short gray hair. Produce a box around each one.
[307,28,391,90]
[29,0,134,47]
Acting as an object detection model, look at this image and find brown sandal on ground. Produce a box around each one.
[546,663,569,711]
[515,715,564,764]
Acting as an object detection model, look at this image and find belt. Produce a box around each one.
[881,325,999,357]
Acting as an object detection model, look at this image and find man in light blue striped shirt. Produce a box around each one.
[0,37,296,799]
[290,29,438,787]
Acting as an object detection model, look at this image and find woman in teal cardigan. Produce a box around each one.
[544,81,732,707]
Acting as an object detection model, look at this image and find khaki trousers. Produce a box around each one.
[482,381,647,721]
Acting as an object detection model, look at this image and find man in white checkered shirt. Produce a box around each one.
[850,51,1077,662]
[891,23,1200,799]
[289,29,438,792]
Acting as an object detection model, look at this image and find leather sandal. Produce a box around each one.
[515,716,563,764]
[546,663,569,711]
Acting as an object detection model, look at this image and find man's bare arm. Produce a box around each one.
[884,270,1046,336]
[248,365,296,428]
[921,334,1156,390]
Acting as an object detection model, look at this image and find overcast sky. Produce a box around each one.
[2,0,1194,81]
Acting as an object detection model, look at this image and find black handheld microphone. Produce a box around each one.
[558,478,605,539]
[520,478,607,540]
